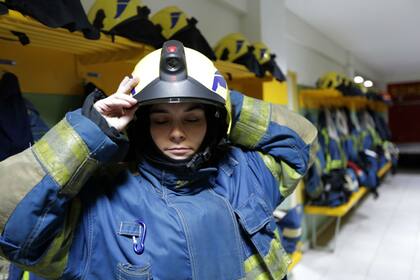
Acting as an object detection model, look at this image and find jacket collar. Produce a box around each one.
[137,158,217,193]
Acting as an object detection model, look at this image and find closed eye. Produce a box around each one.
[151,119,169,125]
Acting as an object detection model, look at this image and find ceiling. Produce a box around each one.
[284,0,420,83]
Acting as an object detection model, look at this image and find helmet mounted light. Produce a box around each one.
[132,40,226,107]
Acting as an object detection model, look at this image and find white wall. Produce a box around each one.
[81,0,385,88]
[275,7,384,88]
[385,71,420,84]
[284,10,347,86]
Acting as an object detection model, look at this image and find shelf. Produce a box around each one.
[377,161,392,178]
[288,250,302,272]
[304,187,368,217]
[299,89,388,111]
[0,10,154,64]
[304,161,392,217]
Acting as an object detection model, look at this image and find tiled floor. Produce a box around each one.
[291,169,420,280]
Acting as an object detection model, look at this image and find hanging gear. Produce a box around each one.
[151,6,216,59]
[129,40,230,169]
[214,33,264,77]
[0,1,7,15]
[252,41,286,82]
[4,0,99,40]
[0,72,33,161]
[88,0,164,48]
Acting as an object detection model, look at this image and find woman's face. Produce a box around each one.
[149,102,207,160]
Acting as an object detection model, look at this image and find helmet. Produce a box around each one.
[129,40,230,167]
[88,0,139,32]
[150,6,189,40]
[316,72,345,89]
[214,33,264,77]
[252,41,286,82]
[354,82,368,94]
[214,33,250,62]
[151,6,216,60]
[252,42,271,65]
[88,0,165,48]
[132,40,231,132]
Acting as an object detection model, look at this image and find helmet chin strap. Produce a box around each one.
[186,146,212,171]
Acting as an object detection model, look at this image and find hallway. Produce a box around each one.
[292,169,420,280]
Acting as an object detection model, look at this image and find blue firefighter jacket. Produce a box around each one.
[0,91,317,280]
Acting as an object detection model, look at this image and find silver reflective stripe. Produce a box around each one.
[0,149,45,232]
[32,119,99,197]
[283,227,302,238]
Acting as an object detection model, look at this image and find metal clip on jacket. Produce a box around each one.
[132,220,147,255]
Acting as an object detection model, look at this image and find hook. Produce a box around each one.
[132,219,147,255]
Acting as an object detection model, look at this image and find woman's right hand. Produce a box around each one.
[93,76,139,132]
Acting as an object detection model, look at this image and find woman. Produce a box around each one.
[0,40,317,280]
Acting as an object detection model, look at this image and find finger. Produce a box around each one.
[115,76,132,95]
[116,76,138,95]
[117,76,130,91]
[124,104,140,118]
[120,76,139,96]
[95,98,133,114]
[113,92,138,106]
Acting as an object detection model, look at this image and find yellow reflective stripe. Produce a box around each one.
[225,92,233,134]
[33,119,89,187]
[244,230,290,280]
[280,162,303,198]
[244,254,270,280]
[257,152,281,183]
[244,254,260,273]
[230,96,270,148]
[330,159,343,170]
[264,230,290,279]
[256,152,303,199]
[22,271,30,280]
[369,127,383,146]
[16,198,82,279]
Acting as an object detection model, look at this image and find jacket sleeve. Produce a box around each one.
[228,90,318,199]
[0,110,124,278]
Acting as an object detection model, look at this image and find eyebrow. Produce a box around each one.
[150,104,204,114]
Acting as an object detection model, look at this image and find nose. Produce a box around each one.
[169,123,186,143]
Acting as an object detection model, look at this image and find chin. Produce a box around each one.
[165,153,192,161]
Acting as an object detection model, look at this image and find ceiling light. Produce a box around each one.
[364,80,373,87]
[354,76,364,83]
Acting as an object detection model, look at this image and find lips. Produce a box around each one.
[166,147,192,156]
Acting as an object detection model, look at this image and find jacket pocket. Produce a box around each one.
[235,194,290,279]
[235,193,276,256]
[116,263,152,280]
[116,221,152,280]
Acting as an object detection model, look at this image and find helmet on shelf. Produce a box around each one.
[252,41,286,82]
[88,0,164,48]
[214,33,264,77]
[151,6,216,59]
